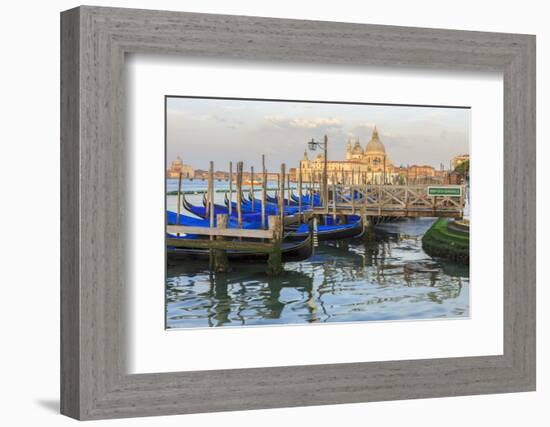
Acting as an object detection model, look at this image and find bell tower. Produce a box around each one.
[346,139,352,160]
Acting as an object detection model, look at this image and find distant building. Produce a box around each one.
[299,126,448,185]
[452,154,469,170]
[300,127,399,184]
[408,164,435,178]
[447,171,463,184]
[214,171,228,180]
[167,156,194,179]
[288,168,297,181]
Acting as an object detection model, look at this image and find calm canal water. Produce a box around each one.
[166,180,469,328]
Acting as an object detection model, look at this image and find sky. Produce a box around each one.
[166,97,470,172]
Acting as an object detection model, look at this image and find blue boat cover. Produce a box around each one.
[167,211,260,229]
[294,217,360,234]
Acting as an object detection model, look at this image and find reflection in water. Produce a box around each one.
[166,217,469,329]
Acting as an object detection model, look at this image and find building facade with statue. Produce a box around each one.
[167,156,195,179]
[300,127,400,184]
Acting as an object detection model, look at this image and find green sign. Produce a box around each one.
[427,186,462,197]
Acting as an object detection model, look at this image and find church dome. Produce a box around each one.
[365,127,385,154]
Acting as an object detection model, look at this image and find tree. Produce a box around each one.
[454,159,470,181]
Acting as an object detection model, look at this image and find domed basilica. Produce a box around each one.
[300,126,397,184]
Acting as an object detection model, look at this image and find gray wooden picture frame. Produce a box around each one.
[60,5,536,420]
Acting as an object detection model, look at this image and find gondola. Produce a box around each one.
[265,193,278,204]
[182,193,265,223]
[247,193,308,212]
[278,191,300,206]
[290,192,301,204]
[183,194,300,227]
[245,190,296,205]
[285,215,364,241]
[246,190,258,203]
[223,192,300,215]
[290,192,322,207]
[166,211,258,230]
[265,193,297,206]
[166,223,314,263]
[182,193,229,219]
[166,211,363,241]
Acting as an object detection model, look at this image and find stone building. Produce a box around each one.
[166,156,195,179]
[408,164,435,177]
[299,127,399,184]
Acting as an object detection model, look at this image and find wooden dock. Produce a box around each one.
[167,214,284,275]
[166,155,466,274]
[315,183,466,218]
[167,159,294,275]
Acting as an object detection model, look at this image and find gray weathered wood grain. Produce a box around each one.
[60,5,536,420]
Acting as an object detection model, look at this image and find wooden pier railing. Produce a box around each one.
[317,184,466,218]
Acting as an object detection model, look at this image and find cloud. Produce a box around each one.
[355,122,376,129]
[167,108,215,123]
[264,115,342,129]
[350,123,398,139]
[222,105,246,111]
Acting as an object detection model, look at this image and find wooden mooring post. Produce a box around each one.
[250,165,255,212]
[208,162,215,269]
[176,172,183,236]
[363,215,376,242]
[378,177,382,216]
[360,186,367,229]
[298,166,303,223]
[287,173,291,206]
[332,172,337,222]
[324,169,329,215]
[279,163,286,232]
[351,169,356,214]
[262,154,267,228]
[267,215,283,275]
[308,171,313,205]
[228,161,233,216]
[208,162,215,236]
[236,161,243,229]
[213,214,229,273]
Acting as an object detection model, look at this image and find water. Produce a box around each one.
[166,178,293,194]
[166,182,470,329]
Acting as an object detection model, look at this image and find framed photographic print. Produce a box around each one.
[61,6,536,420]
[163,96,470,330]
